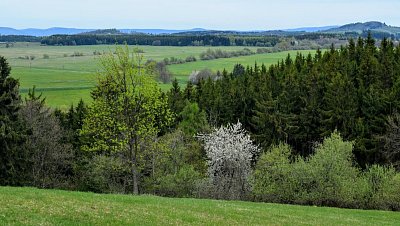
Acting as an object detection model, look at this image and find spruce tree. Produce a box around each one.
[167,79,185,122]
[0,56,26,185]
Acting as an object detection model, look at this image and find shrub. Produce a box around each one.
[189,69,215,84]
[252,143,294,203]
[142,130,206,197]
[361,165,400,210]
[199,48,256,61]
[155,61,172,84]
[153,165,202,197]
[71,52,84,57]
[152,40,161,46]
[198,122,260,200]
[77,155,129,193]
[193,178,215,199]
[252,132,360,208]
[303,132,359,207]
[43,54,50,59]
[185,55,197,62]
[93,50,102,56]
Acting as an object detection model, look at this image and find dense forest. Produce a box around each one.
[40,34,280,47]
[1,36,400,210]
[0,35,41,42]
[191,36,400,167]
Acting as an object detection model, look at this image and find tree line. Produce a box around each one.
[40,34,280,47]
[1,36,400,211]
[0,35,41,42]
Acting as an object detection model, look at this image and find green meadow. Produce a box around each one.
[1,186,399,226]
[0,43,315,108]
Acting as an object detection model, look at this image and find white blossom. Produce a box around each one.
[197,121,259,199]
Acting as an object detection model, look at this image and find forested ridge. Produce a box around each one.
[1,36,400,211]
[189,35,400,167]
[40,34,279,47]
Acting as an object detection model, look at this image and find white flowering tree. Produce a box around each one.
[197,121,259,200]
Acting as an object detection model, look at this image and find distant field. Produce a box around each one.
[0,43,315,108]
[1,187,399,226]
[168,50,314,78]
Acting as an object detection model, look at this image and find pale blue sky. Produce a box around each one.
[1,0,399,30]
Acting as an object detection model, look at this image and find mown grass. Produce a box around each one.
[168,49,315,77]
[0,187,399,225]
[0,43,315,108]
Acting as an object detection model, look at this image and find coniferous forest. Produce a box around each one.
[1,36,400,211]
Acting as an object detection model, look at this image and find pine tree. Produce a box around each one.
[321,72,357,139]
[183,81,195,102]
[167,79,185,126]
[0,56,27,185]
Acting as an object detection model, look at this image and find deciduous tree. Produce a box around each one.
[197,121,259,200]
[80,46,173,194]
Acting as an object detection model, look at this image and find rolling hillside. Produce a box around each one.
[325,21,400,34]
[1,187,399,225]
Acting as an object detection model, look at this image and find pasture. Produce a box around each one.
[1,186,399,225]
[0,43,315,108]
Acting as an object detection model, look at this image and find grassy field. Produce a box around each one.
[0,43,315,108]
[0,187,399,225]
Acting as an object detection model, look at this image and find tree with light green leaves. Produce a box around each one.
[80,46,173,194]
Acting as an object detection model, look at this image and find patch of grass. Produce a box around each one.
[13,67,95,109]
[0,187,399,225]
[168,50,316,80]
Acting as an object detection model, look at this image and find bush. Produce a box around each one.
[71,52,84,57]
[198,122,260,200]
[199,48,256,61]
[93,50,102,56]
[77,155,129,193]
[361,165,400,210]
[18,56,29,60]
[252,132,360,208]
[152,40,161,46]
[252,143,294,203]
[303,132,359,207]
[189,69,215,84]
[153,165,202,197]
[141,130,206,197]
[185,55,197,62]
[43,54,50,59]
[156,61,172,84]
[256,48,271,54]
[193,178,215,199]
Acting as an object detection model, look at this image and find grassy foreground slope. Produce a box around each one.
[0,187,399,225]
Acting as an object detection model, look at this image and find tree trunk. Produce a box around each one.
[132,164,139,195]
[130,136,139,195]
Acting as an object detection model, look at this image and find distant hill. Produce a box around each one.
[0,27,208,36]
[326,21,400,34]
[283,25,339,32]
[0,27,94,36]
[78,29,132,35]
[174,30,307,37]
[120,28,207,34]
[1,22,400,37]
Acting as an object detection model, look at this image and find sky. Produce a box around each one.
[1,0,400,30]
